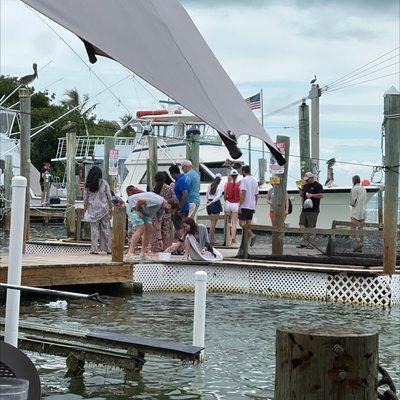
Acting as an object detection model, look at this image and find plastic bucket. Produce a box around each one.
[0,378,29,400]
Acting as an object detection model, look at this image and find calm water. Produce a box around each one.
[1,292,399,399]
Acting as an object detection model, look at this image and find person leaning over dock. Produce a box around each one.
[206,173,224,244]
[125,185,144,253]
[238,165,258,247]
[297,172,324,248]
[124,192,179,261]
[181,160,200,219]
[350,175,367,252]
[83,166,113,254]
[169,165,190,238]
[224,169,240,245]
[151,171,177,252]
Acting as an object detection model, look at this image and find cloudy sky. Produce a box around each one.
[1,0,399,186]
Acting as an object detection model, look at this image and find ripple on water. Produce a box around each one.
[1,292,399,399]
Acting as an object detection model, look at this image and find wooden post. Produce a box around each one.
[309,84,320,178]
[147,134,158,191]
[103,136,115,190]
[19,88,31,246]
[3,154,13,231]
[298,99,311,177]
[274,326,378,400]
[383,89,400,275]
[66,132,76,237]
[186,129,200,172]
[272,136,290,255]
[223,214,231,247]
[112,206,126,262]
[241,225,249,259]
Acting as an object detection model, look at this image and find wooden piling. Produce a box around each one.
[19,88,31,246]
[3,154,12,231]
[298,99,311,177]
[112,206,126,262]
[186,129,200,173]
[310,84,320,178]
[383,90,399,275]
[147,134,158,190]
[272,136,290,255]
[103,136,115,190]
[274,326,378,400]
[66,132,76,237]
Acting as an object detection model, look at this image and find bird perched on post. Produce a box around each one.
[18,63,38,86]
[310,75,317,84]
[61,121,77,132]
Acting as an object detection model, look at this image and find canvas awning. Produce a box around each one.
[22,0,285,164]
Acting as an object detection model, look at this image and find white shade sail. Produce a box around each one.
[22,0,285,164]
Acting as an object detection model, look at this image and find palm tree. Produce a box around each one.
[119,112,135,137]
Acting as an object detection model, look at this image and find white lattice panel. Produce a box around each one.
[249,268,328,300]
[389,275,400,304]
[327,274,391,306]
[26,243,90,254]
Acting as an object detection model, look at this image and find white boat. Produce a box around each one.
[122,112,379,229]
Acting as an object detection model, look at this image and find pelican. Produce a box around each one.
[310,75,317,84]
[18,63,38,86]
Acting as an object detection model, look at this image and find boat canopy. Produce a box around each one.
[22,0,285,164]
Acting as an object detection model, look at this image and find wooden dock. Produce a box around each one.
[0,253,133,287]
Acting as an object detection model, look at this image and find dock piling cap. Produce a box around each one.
[11,176,27,187]
[195,271,207,281]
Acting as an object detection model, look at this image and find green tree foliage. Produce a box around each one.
[0,75,132,178]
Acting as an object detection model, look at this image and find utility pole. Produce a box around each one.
[272,135,290,255]
[298,98,311,177]
[382,87,399,275]
[103,136,115,190]
[147,134,158,191]
[66,131,76,237]
[186,129,200,172]
[309,84,320,178]
[3,154,13,231]
[19,88,31,246]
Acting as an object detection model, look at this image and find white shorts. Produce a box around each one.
[225,201,239,213]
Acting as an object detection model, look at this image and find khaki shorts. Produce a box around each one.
[299,211,319,228]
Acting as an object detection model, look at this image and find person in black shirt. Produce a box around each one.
[297,172,324,248]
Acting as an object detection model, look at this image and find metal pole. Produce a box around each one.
[19,88,30,246]
[193,270,207,360]
[66,131,76,237]
[272,136,290,255]
[309,84,320,178]
[261,88,265,160]
[248,136,252,168]
[4,176,27,347]
[103,136,115,189]
[377,187,383,227]
[3,154,13,231]
[298,99,311,177]
[147,134,158,191]
[383,89,399,275]
[186,129,200,173]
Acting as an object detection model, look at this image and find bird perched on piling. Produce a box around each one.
[61,121,77,132]
[18,63,38,86]
[310,75,317,84]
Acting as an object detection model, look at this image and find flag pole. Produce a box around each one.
[261,89,265,181]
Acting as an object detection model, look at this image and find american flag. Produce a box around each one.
[245,92,261,110]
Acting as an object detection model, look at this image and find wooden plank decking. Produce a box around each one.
[0,253,133,287]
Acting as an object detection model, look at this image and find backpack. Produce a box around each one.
[288,198,293,214]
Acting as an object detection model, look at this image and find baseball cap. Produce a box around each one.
[215,173,222,178]
[230,169,239,176]
[302,172,315,181]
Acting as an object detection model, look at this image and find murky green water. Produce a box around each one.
[1,292,399,399]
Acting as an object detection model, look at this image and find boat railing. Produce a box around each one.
[53,136,136,161]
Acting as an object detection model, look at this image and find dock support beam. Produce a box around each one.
[103,136,115,190]
[193,271,207,360]
[383,89,399,275]
[309,84,320,178]
[272,136,290,256]
[66,131,76,237]
[274,326,378,400]
[3,154,13,231]
[112,205,126,262]
[146,134,158,191]
[186,129,200,173]
[19,88,31,246]
[298,99,311,177]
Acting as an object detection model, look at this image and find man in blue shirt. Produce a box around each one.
[169,164,189,236]
[182,160,200,219]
